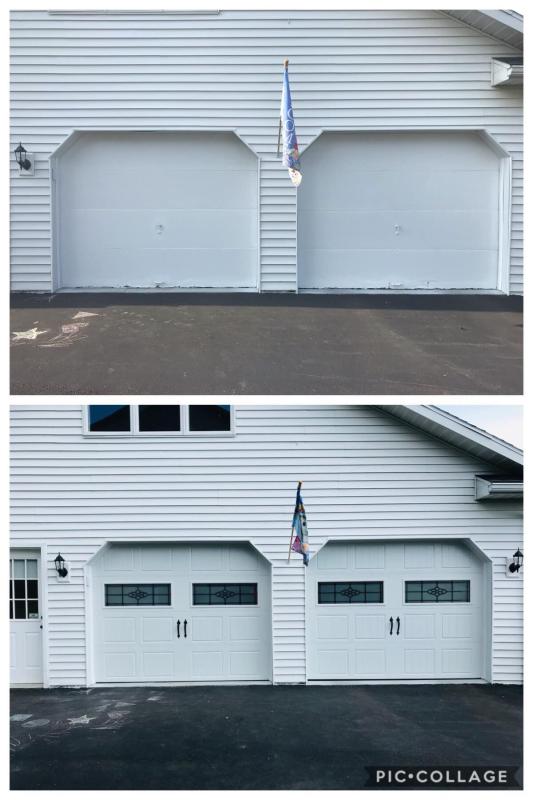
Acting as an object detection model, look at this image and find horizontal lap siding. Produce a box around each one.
[10,10,523,293]
[11,405,523,685]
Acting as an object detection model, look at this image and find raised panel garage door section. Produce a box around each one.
[55,132,258,290]
[307,540,486,681]
[298,131,502,291]
[91,542,272,684]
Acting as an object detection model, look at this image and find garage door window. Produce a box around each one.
[193,583,258,605]
[318,581,383,604]
[105,584,171,606]
[405,580,470,603]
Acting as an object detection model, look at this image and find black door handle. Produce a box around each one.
[184,619,187,638]
[396,616,400,635]
[389,616,393,635]
[177,620,180,638]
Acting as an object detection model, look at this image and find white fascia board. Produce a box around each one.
[379,405,523,469]
[480,10,523,34]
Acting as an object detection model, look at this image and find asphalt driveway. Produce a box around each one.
[11,685,522,790]
[10,293,522,394]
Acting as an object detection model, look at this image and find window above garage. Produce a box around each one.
[85,405,234,436]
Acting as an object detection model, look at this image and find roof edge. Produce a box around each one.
[378,405,523,469]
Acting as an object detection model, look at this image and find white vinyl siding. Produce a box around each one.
[10,9,523,293]
[10,405,523,686]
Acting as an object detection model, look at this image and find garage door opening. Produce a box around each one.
[90,542,272,684]
[298,131,508,292]
[306,540,490,682]
[53,131,259,291]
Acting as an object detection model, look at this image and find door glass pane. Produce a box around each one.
[139,405,181,432]
[27,580,39,599]
[188,405,231,432]
[10,601,13,620]
[27,600,39,618]
[13,560,25,579]
[14,580,26,599]
[14,600,26,619]
[89,405,131,432]
[26,559,38,579]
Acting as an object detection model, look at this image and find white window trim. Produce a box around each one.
[83,405,235,438]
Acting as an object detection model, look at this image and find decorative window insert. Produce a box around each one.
[193,583,258,606]
[405,580,471,603]
[105,584,171,606]
[318,581,384,604]
[10,558,39,620]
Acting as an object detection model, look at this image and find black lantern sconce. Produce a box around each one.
[54,553,69,578]
[508,548,523,574]
[14,142,32,172]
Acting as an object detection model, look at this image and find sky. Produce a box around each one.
[437,405,523,449]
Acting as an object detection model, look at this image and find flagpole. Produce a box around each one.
[277,59,289,158]
[288,479,302,563]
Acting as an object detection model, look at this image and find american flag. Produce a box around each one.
[290,482,310,565]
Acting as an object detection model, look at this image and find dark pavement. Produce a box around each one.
[11,684,522,790]
[10,293,522,395]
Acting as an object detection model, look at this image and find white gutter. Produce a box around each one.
[491,57,524,86]
[475,475,524,500]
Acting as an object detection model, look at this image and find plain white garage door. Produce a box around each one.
[56,132,258,290]
[298,131,501,291]
[307,541,485,681]
[91,542,271,683]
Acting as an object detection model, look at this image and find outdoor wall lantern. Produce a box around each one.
[508,548,523,574]
[54,553,69,578]
[14,142,32,172]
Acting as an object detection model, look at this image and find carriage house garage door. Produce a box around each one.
[91,542,272,683]
[54,132,258,290]
[307,541,486,681]
[298,131,503,291]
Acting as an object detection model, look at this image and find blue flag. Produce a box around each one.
[291,483,310,565]
[280,60,302,186]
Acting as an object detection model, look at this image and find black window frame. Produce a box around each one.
[404,580,471,604]
[318,581,384,604]
[192,583,258,606]
[104,583,171,607]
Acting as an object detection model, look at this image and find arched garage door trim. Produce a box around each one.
[297,127,511,294]
[50,129,260,292]
[84,539,273,686]
[305,537,493,683]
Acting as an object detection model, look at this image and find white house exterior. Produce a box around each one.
[10,9,523,294]
[10,404,523,688]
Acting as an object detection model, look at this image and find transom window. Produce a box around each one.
[10,558,39,620]
[105,584,171,606]
[139,405,181,432]
[318,581,384,604]
[87,405,233,435]
[89,405,131,433]
[193,583,258,606]
[405,580,470,603]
